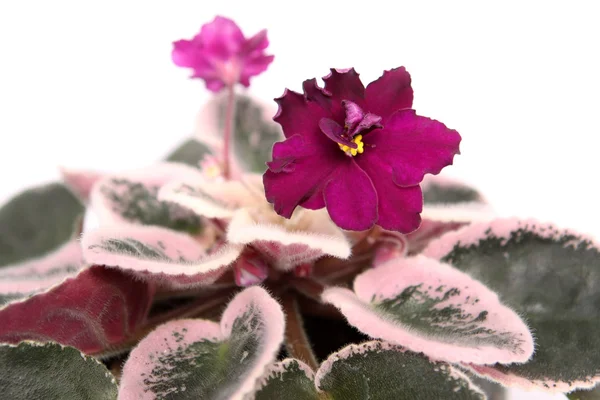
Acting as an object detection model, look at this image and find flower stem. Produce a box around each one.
[281,292,319,371]
[222,84,236,180]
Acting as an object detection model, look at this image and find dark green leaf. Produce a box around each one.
[316,341,485,400]
[0,341,117,400]
[165,138,212,168]
[254,359,320,400]
[568,386,600,399]
[0,183,84,267]
[425,219,600,391]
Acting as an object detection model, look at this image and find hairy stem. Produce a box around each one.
[281,292,319,371]
[222,84,236,180]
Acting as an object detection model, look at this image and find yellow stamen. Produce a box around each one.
[338,135,365,157]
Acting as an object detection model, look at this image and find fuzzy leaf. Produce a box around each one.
[90,163,205,233]
[315,341,485,399]
[60,167,106,202]
[119,286,285,400]
[254,344,485,400]
[322,255,533,365]
[424,218,600,392]
[227,208,351,271]
[0,341,118,400]
[0,265,154,354]
[568,387,600,399]
[0,182,84,267]
[0,240,83,306]
[196,93,283,173]
[254,359,319,400]
[82,225,241,290]
[405,219,467,255]
[165,137,212,167]
[158,177,257,220]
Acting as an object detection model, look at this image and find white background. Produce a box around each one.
[0,1,598,399]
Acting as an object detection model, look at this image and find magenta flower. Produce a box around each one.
[172,16,274,92]
[263,68,461,232]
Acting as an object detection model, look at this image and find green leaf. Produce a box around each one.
[165,138,212,168]
[568,386,600,399]
[315,341,485,400]
[425,218,600,392]
[230,95,282,173]
[255,359,320,400]
[0,341,117,400]
[91,163,204,234]
[0,183,84,267]
[198,93,283,173]
[422,175,484,205]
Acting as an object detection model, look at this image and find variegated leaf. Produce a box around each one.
[424,218,600,392]
[158,177,259,220]
[165,137,212,168]
[254,341,484,399]
[568,386,600,399]
[82,225,242,290]
[0,182,84,267]
[0,239,83,306]
[0,341,118,400]
[60,166,106,202]
[119,286,284,400]
[195,93,283,173]
[227,208,351,271]
[254,359,318,400]
[315,341,485,399]
[0,265,154,355]
[322,255,533,365]
[90,163,205,233]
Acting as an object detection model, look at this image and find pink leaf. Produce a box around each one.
[119,286,284,400]
[405,219,467,255]
[82,225,242,290]
[322,255,534,364]
[227,208,351,271]
[60,167,105,202]
[0,265,154,354]
[0,240,83,301]
[90,162,205,233]
[158,175,261,220]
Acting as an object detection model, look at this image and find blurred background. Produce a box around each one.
[0,2,597,398]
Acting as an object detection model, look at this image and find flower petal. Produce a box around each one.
[240,54,274,87]
[364,109,461,187]
[242,29,269,54]
[324,160,377,231]
[197,16,245,59]
[322,68,366,119]
[264,135,340,218]
[274,89,330,140]
[365,67,413,121]
[356,155,422,233]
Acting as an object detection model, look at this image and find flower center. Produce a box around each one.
[339,135,364,157]
[318,100,382,158]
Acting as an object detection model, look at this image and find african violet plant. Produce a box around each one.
[1,15,598,400]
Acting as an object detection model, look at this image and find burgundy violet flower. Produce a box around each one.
[263,68,461,233]
[172,16,274,92]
